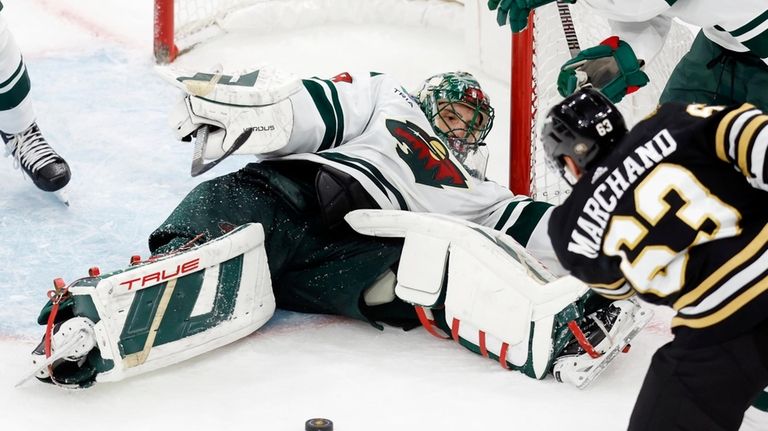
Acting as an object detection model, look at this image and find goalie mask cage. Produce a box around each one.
[510,2,694,203]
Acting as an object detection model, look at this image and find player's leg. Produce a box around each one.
[660,30,768,110]
[736,54,768,111]
[659,31,728,105]
[0,3,69,191]
[150,160,413,326]
[346,210,652,386]
[28,162,319,387]
[274,223,410,326]
[627,320,768,431]
[28,222,275,388]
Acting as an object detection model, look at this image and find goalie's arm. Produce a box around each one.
[168,69,396,169]
[263,72,397,157]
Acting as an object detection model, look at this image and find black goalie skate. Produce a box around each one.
[3,122,71,192]
[553,299,652,389]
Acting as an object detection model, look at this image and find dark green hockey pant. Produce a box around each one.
[661,30,768,110]
[148,162,415,326]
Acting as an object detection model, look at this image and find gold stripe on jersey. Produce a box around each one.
[589,278,625,290]
[715,103,756,162]
[671,274,768,329]
[592,288,636,300]
[674,223,768,310]
[590,278,634,299]
[737,115,768,176]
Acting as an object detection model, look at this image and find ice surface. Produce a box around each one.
[0,1,764,430]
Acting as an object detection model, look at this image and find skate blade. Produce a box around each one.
[52,189,70,207]
[572,306,654,390]
[15,329,90,388]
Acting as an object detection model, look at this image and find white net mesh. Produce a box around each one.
[170,0,465,55]
[527,2,694,204]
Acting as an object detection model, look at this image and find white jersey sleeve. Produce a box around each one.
[583,0,768,65]
[606,16,672,64]
[256,71,557,262]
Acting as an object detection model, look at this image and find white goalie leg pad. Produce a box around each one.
[346,210,589,378]
[69,223,275,383]
[163,67,301,159]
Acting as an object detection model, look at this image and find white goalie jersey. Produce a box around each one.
[256,71,560,270]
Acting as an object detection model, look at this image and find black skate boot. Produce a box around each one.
[3,122,71,192]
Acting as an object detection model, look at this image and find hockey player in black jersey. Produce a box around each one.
[542,87,768,431]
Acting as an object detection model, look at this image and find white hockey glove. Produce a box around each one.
[163,67,302,176]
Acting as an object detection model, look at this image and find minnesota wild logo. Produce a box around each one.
[386,119,468,189]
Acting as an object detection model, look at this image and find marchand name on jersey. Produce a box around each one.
[569,129,678,258]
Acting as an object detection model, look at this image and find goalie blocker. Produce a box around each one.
[347,210,652,388]
[25,223,275,388]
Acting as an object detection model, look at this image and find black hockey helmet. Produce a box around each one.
[541,87,627,183]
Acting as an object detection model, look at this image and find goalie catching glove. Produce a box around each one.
[24,223,275,388]
[162,67,302,176]
[558,36,649,103]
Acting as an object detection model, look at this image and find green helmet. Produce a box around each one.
[415,71,495,179]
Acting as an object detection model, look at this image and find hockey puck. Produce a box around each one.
[305,418,333,431]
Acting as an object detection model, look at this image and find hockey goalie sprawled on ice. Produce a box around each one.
[23,66,651,389]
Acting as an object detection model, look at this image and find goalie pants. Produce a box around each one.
[148,161,418,328]
[627,318,768,431]
[661,30,768,110]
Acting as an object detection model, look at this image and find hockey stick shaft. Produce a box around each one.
[556,1,580,58]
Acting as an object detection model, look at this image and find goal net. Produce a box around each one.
[509,2,694,203]
[154,0,465,64]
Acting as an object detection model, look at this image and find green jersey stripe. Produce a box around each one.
[493,199,530,230]
[322,80,345,149]
[303,80,337,151]
[0,60,30,111]
[319,153,409,210]
[505,201,551,247]
[730,9,768,38]
[0,58,24,90]
[741,27,768,58]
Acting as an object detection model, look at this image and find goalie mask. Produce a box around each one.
[541,87,627,185]
[416,71,495,179]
